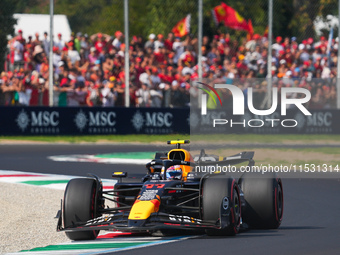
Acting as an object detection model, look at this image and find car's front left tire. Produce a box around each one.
[63,178,101,240]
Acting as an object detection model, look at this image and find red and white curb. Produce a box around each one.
[0,170,116,190]
[48,155,150,165]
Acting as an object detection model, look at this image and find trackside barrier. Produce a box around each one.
[1,107,340,135]
[190,109,340,134]
[0,107,189,135]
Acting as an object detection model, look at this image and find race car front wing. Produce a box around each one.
[56,199,231,233]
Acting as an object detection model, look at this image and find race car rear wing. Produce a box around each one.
[194,150,255,167]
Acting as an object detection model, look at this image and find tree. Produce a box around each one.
[0,0,17,71]
[6,0,339,50]
[289,0,338,40]
[289,0,321,40]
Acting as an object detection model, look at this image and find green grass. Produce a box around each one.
[271,147,340,154]
[216,147,340,155]
[212,146,340,166]
[0,134,339,144]
[0,135,189,143]
[190,134,340,144]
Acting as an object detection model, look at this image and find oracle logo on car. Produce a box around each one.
[199,83,312,128]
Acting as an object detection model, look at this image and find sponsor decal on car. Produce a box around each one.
[222,196,229,210]
[168,214,202,224]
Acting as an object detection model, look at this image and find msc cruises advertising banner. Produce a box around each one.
[0,107,339,135]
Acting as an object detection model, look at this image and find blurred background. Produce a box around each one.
[0,0,339,108]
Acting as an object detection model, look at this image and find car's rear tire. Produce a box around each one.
[63,178,101,240]
[202,175,241,236]
[238,173,283,229]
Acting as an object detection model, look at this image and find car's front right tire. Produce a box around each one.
[202,175,241,236]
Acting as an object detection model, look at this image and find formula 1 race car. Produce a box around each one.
[56,140,283,240]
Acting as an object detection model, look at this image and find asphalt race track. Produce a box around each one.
[1,144,340,255]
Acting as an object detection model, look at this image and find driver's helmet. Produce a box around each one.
[166,165,183,180]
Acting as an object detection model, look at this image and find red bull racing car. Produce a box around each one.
[56,140,284,240]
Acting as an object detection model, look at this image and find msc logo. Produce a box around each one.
[74,110,116,132]
[31,111,59,126]
[131,111,173,132]
[16,109,59,132]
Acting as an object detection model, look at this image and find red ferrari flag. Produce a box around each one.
[172,14,191,37]
[248,19,254,35]
[263,26,269,38]
[212,2,251,33]
[211,2,229,25]
[247,19,254,40]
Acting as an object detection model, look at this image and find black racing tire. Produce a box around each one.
[202,175,241,236]
[238,173,283,229]
[63,178,100,240]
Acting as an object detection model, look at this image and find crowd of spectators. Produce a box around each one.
[0,29,338,109]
